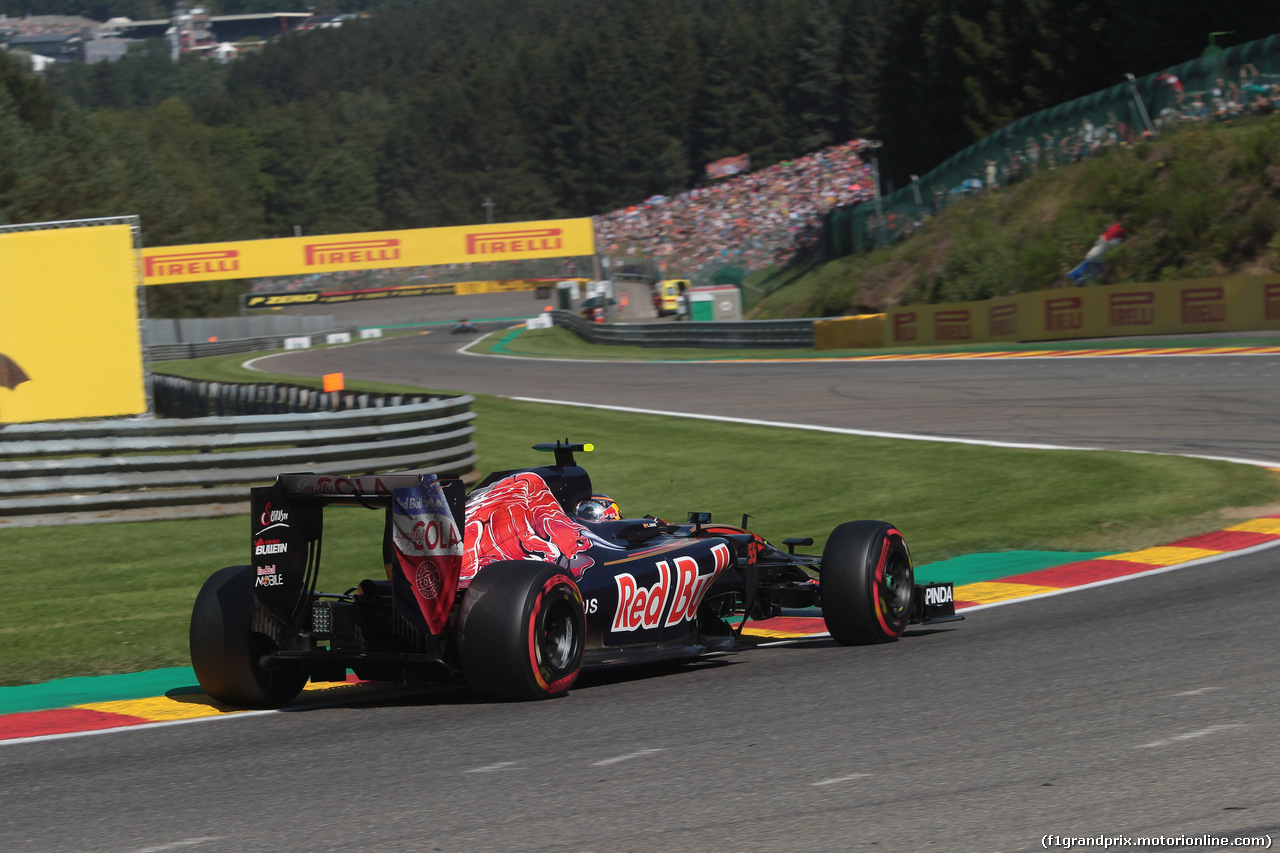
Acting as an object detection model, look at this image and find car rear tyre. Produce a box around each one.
[458,561,585,700]
[190,565,308,709]
[821,521,914,645]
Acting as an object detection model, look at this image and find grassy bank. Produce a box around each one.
[751,114,1280,319]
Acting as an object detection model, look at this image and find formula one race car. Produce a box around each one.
[190,442,960,707]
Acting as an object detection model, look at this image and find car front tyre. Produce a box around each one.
[820,521,914,644]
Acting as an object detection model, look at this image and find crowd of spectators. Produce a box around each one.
[251,141,876,294]
[950,66,1280,200]
[1154,64,1280,125]
[593,140,877,281]
[851,62,1280,252]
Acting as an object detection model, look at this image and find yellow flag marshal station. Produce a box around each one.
[141,218,596,285]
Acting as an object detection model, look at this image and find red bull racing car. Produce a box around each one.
[190,442,960,707]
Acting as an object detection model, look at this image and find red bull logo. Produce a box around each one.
[304,239,401,266]
[1108,291,1155,326]
[1265,284,1280,321]
[988,303,1018,337]
[934,309,972,342]
[612,544,730,632]
[893,312,918,343]
[1180,287,1226,324]
[462,472,602,582]
[1045,297,1084,332]
[466,228,563,255]
[144,250,240,279]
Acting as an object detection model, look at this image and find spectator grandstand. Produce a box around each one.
[593,140,877,283]
[251,140,878,295]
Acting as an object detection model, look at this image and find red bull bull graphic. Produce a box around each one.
[462,472,615,585]
[392,477,464,634]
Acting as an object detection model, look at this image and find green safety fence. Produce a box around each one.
[828,33,1280,257]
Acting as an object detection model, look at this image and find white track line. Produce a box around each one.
[508,397,1280,469]
[9,370,1277,747]
[591,748,663,766]
[812,773,871,787]
[128,838,224,853]
[466,761,516,773]
[1135,723,1244,748]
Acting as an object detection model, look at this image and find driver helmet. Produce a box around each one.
[574,494,621,522]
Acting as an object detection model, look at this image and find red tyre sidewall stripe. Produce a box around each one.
[527,573,581,694]
[871,532,892,635]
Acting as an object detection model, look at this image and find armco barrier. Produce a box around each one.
[0,390,476,527]
[147,326,360,361]
[552,310,814,348]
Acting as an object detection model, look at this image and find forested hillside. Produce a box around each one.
[3,0,1278,256]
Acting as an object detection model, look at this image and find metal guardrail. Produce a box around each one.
[0,392,477,527]
[147,326,361,361]
[552,310,814,348]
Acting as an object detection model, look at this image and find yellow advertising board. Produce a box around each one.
[814,314,885,349]
[877,276,1280,348]
[141,218,596,285]
[0,224,146,423]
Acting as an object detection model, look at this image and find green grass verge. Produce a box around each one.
[4,352,1277,687]
[152,345,461,395]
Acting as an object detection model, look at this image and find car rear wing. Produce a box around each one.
[248,473,467,643]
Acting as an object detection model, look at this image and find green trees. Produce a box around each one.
[6,0,1279,250]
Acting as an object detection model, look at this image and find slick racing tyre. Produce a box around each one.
[458,561,585,700]
[820,521,914,645]
[190,565,308,709]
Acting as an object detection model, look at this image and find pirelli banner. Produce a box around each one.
[141,218,596,285]
[0,222,147,423]
[878,276,1280,348]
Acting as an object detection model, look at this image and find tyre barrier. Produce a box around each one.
[149,374,440,418]
[0,387,476,527]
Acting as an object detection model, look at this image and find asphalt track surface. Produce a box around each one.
[5,294,1280,852]
[261,292,1280,464]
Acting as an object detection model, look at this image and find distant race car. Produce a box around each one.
[190,442,960,707]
